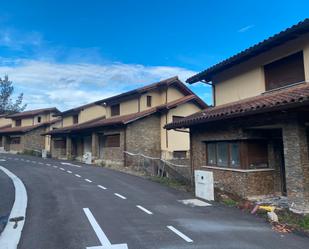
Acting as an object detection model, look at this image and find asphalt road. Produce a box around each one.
[0,153,308,249]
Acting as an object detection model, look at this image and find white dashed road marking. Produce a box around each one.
[46,163,51,166]
[67,170,72,174]
[114,193,127,200]
[97,185,107,190]
[60,168,65,171]
[136,205,153,215]
[167,226,193,243]
[85,179,92,183]
[75,174,81,178]
[53,166,58,168]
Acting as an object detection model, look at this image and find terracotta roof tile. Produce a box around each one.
[165,83,309,129]
[6,107,60,118]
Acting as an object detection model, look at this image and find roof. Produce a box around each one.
[165,82,309,129]
[6,107,60,119]
[187,18,309,83]
[46,95,204,135]
[58,76,205,117]
[0,118,60,135]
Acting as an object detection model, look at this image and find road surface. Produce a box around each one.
[0,153,308,249]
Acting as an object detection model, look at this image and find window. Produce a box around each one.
[230,142,240,168]
[105,134,120,147]
[264,51,305,91]
[247,140,268,169]
[207,143,216,165]
[15,119,21,127]
[73,115,79,124]
[206,141,240,168]
[206,140,268,169]
[37,116,42,123]
[146,95,152,107]
[111,104,120,116]
[173,150,187,159]
[172,116,184,122]
[54,139,66,149]
[10,137,21,144]
[217,142,228,167]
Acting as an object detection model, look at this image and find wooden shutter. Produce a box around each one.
[111,104,120,116]
[105,134,120,147]
[264,51,305,91]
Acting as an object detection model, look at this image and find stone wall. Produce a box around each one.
[22,127,46,151]
[282,118,309,213]
[51,137,66,159]
[99,127,125,166]
[202,167,275,198]
[190,121,282,198]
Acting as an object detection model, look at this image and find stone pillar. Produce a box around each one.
[91,132,99,159]
[66,136,72,160]
[282,119,309,213]
[2,136,8,151]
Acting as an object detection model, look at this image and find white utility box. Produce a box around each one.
[195,170,214,201]
[83,152,92,164]
[42,149,47,158]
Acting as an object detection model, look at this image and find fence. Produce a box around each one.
[124,151,191,183]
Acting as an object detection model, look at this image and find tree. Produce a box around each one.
[0,75,26,115]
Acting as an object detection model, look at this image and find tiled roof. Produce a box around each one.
[165,83,309,129]
[0,118,61,135]
[46,95,203,135]
[6,107,60,119]
[187,18,309,83]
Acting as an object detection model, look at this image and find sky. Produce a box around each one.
[0,0,308,111]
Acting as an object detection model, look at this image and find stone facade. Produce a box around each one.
[51,137,66,159]
[190,112,309,212]
[282,118,309,213]
[4,127,46,153]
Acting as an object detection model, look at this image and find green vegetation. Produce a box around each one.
[222,198,238,207]
[278,210,309,230]
[149,176,187,189]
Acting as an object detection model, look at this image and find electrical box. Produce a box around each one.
[195,170,214,201]
[83,152,92,164]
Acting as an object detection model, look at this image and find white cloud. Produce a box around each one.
[0,28,43,50]
[0,58,198,110]
[238,25,255,33]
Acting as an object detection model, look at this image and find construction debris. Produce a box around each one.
[271,223,292,233]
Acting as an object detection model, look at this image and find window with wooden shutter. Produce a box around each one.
[173,150,187,158]
[73,114,79,124]
[54,139,66,149]
[105,134,120,147]
[10,137,21,144]
[146,95,152,107]
[15,119,21,127]
[111,104,120,116]
[264,51,305,91]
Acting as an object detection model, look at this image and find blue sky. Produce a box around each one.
[0,0,308,110]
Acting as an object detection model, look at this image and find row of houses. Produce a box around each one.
[0,18,308,213]
[0,77,207,167]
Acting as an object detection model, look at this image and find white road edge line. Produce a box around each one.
[75,174,81,178]
[167,226,193,243]
[0,166,28,249]
[85,179,92,183]
[136,205,153,215]
[83,208,128,249]
[114,193,127,200]
[97,185,107,190]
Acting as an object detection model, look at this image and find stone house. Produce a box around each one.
[0,108,61,153]
[45,77,207,166]
[166,19,309,213]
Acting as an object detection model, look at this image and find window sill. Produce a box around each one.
[201,165,275,173]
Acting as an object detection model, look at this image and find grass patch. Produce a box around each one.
[222,198,238,207]
[277,210,309,231]
[149,176,187,189]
